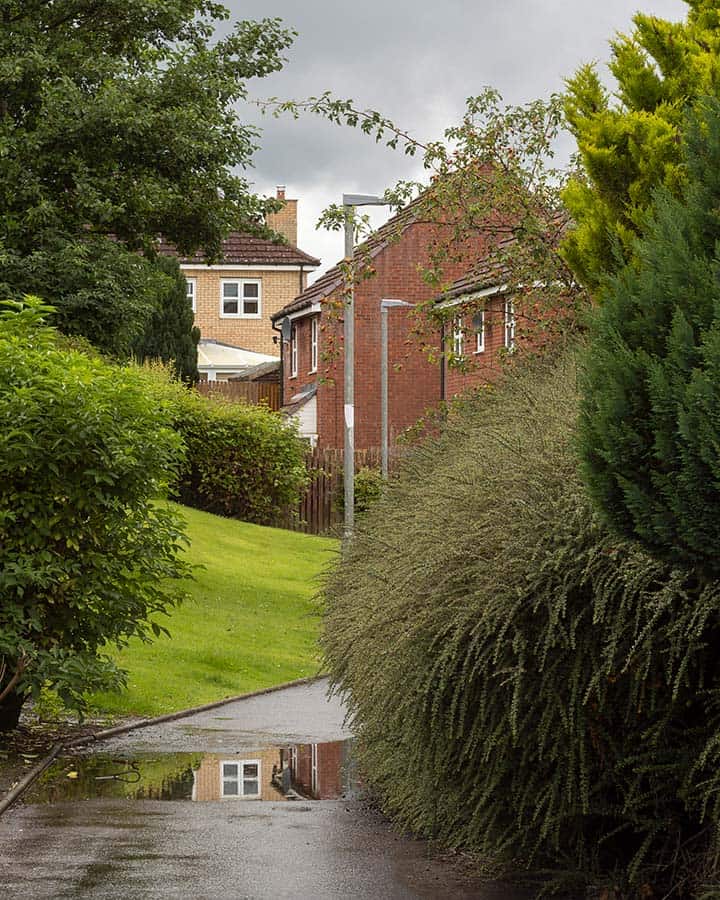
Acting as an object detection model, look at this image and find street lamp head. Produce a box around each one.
[381,299,414,309]
[343,193,389,207]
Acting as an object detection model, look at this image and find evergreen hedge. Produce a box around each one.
[322,355,720,897]
[579,97,720,579]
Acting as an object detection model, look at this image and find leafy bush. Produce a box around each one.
[322,354,720,897]
[0,299,191,731]
[172,390,308,525]
[353,467,385,513]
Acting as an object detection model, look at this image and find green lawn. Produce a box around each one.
[89,503,338,717]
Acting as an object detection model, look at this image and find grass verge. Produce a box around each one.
[88,503,337,717]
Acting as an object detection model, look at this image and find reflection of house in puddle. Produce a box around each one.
[282,741,354,800]
[192,748,284,801]
[28,742,358,805]
[191,741,357,802]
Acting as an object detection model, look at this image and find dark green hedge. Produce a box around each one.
[322,355,720,897]
[172,390,308,525]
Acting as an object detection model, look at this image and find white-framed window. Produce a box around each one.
[220,279,261,318]
[186,277,196,314]
[290,324,298,378]
[452,316,464,358]
[473,310,485,354]
[310,317,318,373]
[221,760,260,798]
[504,299,516,351]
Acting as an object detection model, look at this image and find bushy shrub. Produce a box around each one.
[172,390,308,525]
[322,354,720,897]
[353,467,385,513]
[0,299,191,731]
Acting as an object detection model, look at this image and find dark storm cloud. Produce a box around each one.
[223,0,687,272]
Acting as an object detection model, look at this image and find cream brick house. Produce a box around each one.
[159,188,320,375]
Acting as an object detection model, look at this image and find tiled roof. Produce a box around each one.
[157,233,320,268]
[271,199,422,322]
[438,212,571,302]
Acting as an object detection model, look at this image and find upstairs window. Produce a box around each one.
[504,299,516,351]
[452,317,464,359]
[473,310,485,354]
[290,324,298,377]
[186,277,196,313]
[221,280,261,318]
[310,317,318,373]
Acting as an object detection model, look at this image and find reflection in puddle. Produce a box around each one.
[25,741,359,805]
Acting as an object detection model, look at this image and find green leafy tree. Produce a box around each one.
[263,89,583,369]
[0,299,192,731]
[0,1,293,356]
[579,97,720,577]
[562,0,720,289]
[132,257,200,383]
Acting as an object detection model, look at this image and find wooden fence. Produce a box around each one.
[195,380,280,411]
[279,446,394,536]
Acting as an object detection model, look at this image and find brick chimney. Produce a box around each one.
[267,185,298,246]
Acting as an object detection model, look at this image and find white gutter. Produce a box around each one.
[179,264,318,272]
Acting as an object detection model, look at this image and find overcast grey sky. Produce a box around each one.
[227,0,687,276]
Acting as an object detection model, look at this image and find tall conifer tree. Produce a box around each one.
[563,0,720,289]
[580,97,720,576]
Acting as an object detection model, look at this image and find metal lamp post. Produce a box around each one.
[380,299,414,478]
[342,193,390,538]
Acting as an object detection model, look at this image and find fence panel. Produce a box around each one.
[195,381,280,411]
[280,445,401,536]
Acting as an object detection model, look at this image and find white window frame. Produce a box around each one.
[504,299,516,351]
[473,310,485,354]
[290,324,298,378]
[220,759,261,799]
[452,316,464,358]
[309,317,318,373]
[186,277,197,314]
[220,279,262,319]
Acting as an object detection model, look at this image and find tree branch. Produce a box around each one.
[0,656,29,706]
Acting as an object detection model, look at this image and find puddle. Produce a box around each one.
[23,740,360,805]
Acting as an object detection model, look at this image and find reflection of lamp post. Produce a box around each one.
[342,193,390,537]
[380,299,414,478]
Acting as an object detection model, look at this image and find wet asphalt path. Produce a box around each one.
[0,680,531,899]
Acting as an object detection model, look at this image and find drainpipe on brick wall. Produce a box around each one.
[299,264,304,295]
[272,320,284,408]
[439,321,446,403]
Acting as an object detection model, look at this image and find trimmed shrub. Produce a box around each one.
[172,390,308,525]
[322,354,720,897]
[0,299,191,731]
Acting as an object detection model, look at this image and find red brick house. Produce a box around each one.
[270,202,526,450]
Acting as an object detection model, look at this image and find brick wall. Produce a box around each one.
[443,295,508,398]
[186,267,307,356]
[283,221,493,450]
[286,313,319,397]
[267,196,298,246]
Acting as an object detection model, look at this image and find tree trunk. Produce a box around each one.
[0,687,26,732]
